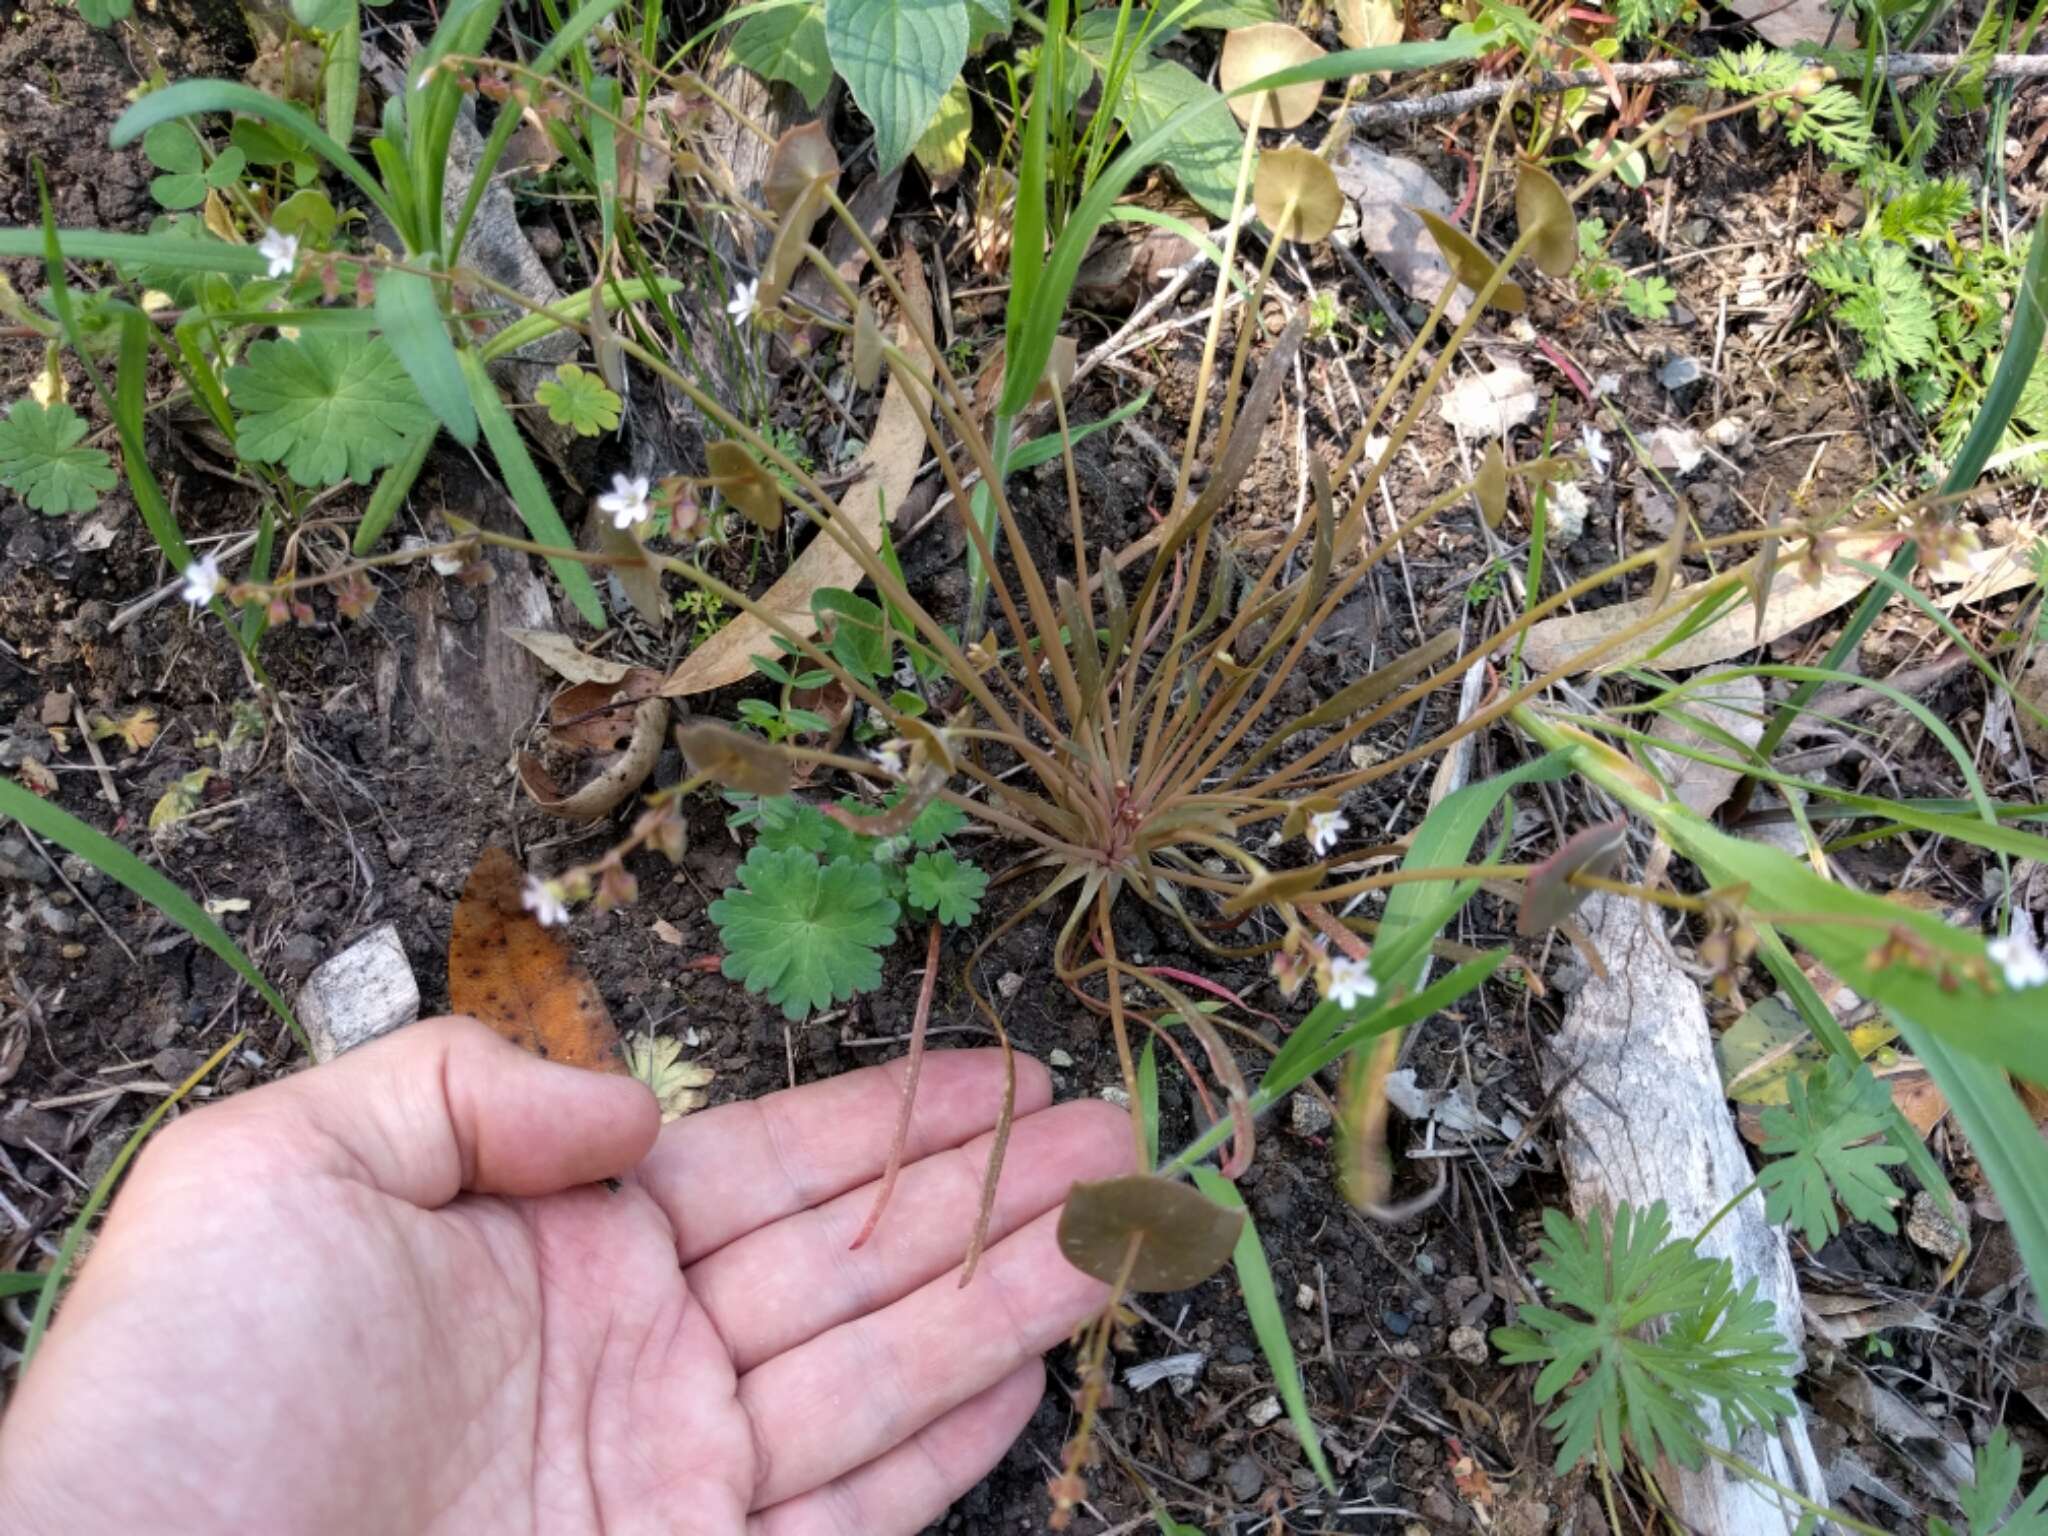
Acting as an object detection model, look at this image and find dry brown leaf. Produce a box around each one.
[1723,0,1856,49]
[1332,143,1463,319]
[1518,532,1898,675]
[662,253,935,696]
[507,628,637,686]
[517,696,665,822]
[449,847,622,1071]
[90,706,161,753]
[548,671,664,753]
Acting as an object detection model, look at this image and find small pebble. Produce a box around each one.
[1099,1085,1132,1109]
[1382,1309,1411,1337]
[1247,1395,1282,1428]
[1048,1048,1074,1069]
[1449,1324,1489,1365]
[997,972,1024,999]
[1289,1092,1332,1137]
[34,902,77,937]
[277,933,324,982]
[1295,1283,1316,1313]
[1905,1189,1965,1264]
[1224,1453,1264,1502]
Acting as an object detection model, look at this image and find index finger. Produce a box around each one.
[636,1048,1051,1263]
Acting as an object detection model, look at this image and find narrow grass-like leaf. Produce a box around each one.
[459,349,606,627]
[0,779,298,1039]
[21,1032,243,1365]
[1138,1034,1160,1171]
[0,1272,43,1297]
[375,269,476,446]
[0,228,272,274]
[1190,1168,1336,1490]
[354,428,436,554]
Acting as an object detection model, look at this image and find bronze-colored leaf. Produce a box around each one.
[706,439,784,532]
[1220,23,1325,130]
[1220,862,1329,918]
[675,718,793,795]
[1057,1175,1247,1292]
[1517,818,1628,936]
[762,120,840,218]
[548,671,663,754]
[1410,207,1526,313]
[852,297,884,391]
[449,848,622,1071]
[1514,160,1576,277]
[1254,146,1343,243]
[518,692,667,824]
[1476,439,1508,529]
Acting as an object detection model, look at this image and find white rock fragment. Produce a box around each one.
[1048,1048,1075,1069]
[1290,1091,1334,1136]
[1449,1325,1489,1365]
[1125,1351,1206,1394]
[1295,1283,1317,1313]
[1708,414,1749,448]
[1247,1395,1284,1428]
[1648,426,1706,474]
[298,924,420,1064]
[1905,1190,1965,1263]
[1100,1085,1132,1109]
[1547,480,1592,546]
[997,971,1025,999]
[1438,363,1538,437]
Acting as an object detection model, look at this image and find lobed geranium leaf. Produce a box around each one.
[710,847,899,1019]
[904,849,987,926]
[1756,1058,1906,1249]
[0,401,117,515]
[226,333,434,486]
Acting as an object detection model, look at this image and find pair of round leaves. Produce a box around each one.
[1057,1174,1246,1293]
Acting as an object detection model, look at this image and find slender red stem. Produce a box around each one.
[851,920,943,1250]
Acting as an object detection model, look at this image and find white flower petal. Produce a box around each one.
[179,555,222,607]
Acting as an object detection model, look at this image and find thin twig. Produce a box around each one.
[1350,52,2048,129]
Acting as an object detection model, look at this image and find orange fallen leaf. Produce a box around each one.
[449,847,623,1072]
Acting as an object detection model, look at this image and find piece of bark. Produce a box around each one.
[300,925,420,1063]
[405,496,555,760]
[1549,894,1829,1536]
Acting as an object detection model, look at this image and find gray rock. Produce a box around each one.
[277,934,325,983]
[0,836,51,884]
[1289,1092,1333,1137]
[1224,1453,1265,1503]
[34,902,78,937]
[298,925,420,1064]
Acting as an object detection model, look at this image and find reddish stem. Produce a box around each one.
[850,920,943,1250]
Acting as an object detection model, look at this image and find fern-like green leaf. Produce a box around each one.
[1931,1429,2048,1536]
[1757,1059,1906,1248]
[709,847,899,1019]
[1492,1202,1797,1474]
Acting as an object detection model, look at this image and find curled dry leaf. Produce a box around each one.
[1336,0,1402,50]
[547,669,664,753]
[1514,161,1576,278]
[1220,24,1325,130]
[707,439,784,532]
[1517,818,1628,936]
[449,847,623,1072]
[507,628,637,687]
[1058,1174,1247,1292]
[663,254,935,697]
[675,718,794,795]
[1438,363,1539,437]
[1411,208,1525,312]
[1254,146,1343,244]
[518,688,666,823]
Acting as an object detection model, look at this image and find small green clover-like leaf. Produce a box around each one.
[1756,1059,1905,1250]
[226,334,435,487]
[1931,1428,2048,1536]
[1492,1201,1797,1474]
[835,787,965,848]
[905,850,986,926]
[534,363,622,438]
[709,847,899,1020]
[1621,273,1676,321]
[0,401,118,515]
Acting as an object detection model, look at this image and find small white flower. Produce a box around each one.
[871,742,905,776]
[256,227,298,280]
[1581,426,1611,479]
[726,278,760,328]
[1324,956,1378,1010]
[597,472,652,530]
[522,875,570,928]
[1988,924,2048,990]
[1306,808,1349,858]
[180,555,222,607]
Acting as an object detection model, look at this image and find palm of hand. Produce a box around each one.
[0,1021,1129,1536]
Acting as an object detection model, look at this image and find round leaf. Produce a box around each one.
[1058,1175,1248,1292]
[1220,24,1325,129]
[1475,439,1508,528]
[763,120,840,218]
[1410,207,1526,313]
[1253,145,1342,243]
[706,439,784,531]
[1514,160,1576,278]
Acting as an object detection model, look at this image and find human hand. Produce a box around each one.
[0,1016,1132,1535]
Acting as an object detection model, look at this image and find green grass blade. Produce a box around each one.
[1005,391,1151,473]
[0,1272,42,1298]
[375,268,477,446]
[21,1033,243,1365]
[459,349,606,627]
[1190,1168,1336,1491]
[355,428,436,554]
[0,778,297,1036]
[479,275,683,361]
[0,228,271,275]
[111,81,401,234]
[323,7,362,145]
[1138,1034,1159,1170]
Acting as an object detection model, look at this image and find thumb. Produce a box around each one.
[165,1016,660,1209]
